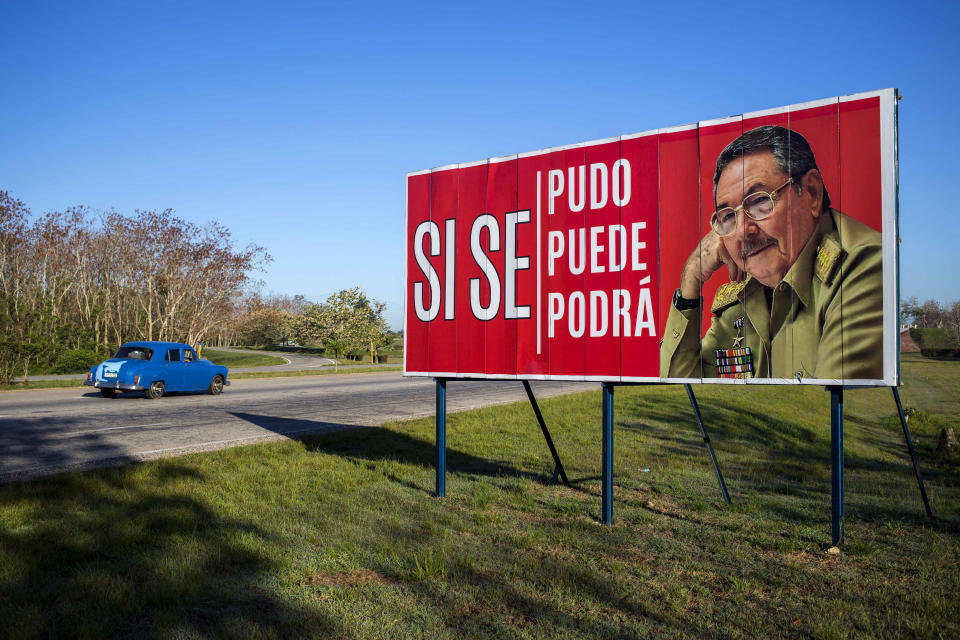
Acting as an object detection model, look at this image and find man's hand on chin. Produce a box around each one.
[679,229,745,300]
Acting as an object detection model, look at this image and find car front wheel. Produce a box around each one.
[207,374,224,395]
[145,380,165,400]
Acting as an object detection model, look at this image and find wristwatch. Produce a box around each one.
[673,288,702,311]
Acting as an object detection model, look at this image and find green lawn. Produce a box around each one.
[240,343,397,365]
[202,349,287,368]
[228,366,401,380]
[0,354,957,638]
[0,379,86,392]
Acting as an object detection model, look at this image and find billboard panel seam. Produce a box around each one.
[621,128,659,141]
[699,114,743,127]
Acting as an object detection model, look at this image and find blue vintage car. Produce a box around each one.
[84,341,230,399]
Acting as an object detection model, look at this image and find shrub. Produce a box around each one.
[51,349,101,374]
[916,328,956,350]
[920,348,960,359]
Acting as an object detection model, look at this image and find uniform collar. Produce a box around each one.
[762,210,835,309]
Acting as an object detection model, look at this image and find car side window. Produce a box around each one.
[184,349,197,362]
[165,349,181,362]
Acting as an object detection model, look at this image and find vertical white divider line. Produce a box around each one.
[536,170,542,355]
[445,218,456,320]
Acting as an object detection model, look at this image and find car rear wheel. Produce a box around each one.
[100,388,120,398]
[145,380,165,400]
[207,374,224,395]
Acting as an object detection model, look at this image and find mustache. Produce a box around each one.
[741,237,777,259]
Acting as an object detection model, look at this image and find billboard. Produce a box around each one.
[405,89,898,386]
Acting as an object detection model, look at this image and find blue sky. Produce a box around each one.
[2,0,958,328]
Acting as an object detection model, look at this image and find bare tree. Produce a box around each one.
[0,191,271,380]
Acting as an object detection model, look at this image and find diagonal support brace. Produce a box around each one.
[522,380,569,485]
[685,384,731,504]
[892,387,933,519]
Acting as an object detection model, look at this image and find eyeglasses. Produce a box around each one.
[710,178,794,237]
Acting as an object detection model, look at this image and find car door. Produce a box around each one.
[182,348,206,390]
[163,348,186,391]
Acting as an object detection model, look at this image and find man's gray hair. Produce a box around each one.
[713,125,830,211]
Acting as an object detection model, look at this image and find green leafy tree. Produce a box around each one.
[900,296,920,327]
[293,287,387,357]
[947,301,960,348]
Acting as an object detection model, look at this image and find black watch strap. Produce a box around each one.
[673,288,702,311]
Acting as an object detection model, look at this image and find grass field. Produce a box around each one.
[248,342,404,365]
[228,366,402,380]
[0,379,85,392]
[0,354,957,638]
[201,349,287,368]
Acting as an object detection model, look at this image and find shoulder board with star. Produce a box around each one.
[711,279,748,315]
[815,236,844,285]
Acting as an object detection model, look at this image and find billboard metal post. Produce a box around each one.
[602,382,614,525]
[892,387,933,519]
[685,384,731,504]
[522,381,569,485]
[408,89,901,541]
[435,378,446,498]
[424,381,932,543]
[830,386,844,546]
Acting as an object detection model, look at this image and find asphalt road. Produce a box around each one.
[0,371,597,483]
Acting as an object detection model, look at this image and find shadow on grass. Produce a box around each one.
[372,502,723,638]
[0,464,345,638]
[227,411,559,494]
[621,387,936,476]
[223,413,687,635]
[614,386,943,525]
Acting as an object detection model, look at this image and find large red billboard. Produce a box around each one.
[405,89,898,385]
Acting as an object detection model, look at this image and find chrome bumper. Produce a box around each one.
[84,380,145,391]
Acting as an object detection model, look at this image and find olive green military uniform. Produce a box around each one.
[660,210,883,380]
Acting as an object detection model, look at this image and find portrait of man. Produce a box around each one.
[660,125,883,380]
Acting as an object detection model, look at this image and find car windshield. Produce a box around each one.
[114,346,154,361]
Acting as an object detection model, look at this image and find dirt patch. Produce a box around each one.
[769,550,847,569]
[641,495,685,517]
[299,568,398,588]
